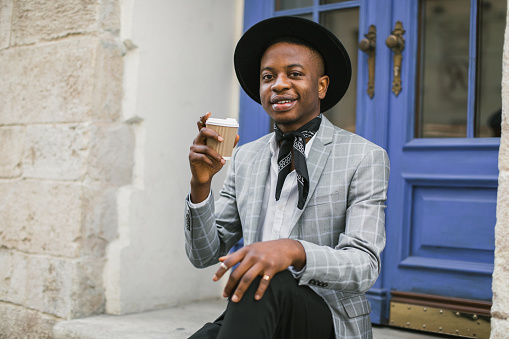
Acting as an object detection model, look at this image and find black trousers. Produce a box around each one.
[189,270,335,339]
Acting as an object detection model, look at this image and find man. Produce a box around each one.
[185,16,389,339]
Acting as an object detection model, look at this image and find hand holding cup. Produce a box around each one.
[189,113,239,203]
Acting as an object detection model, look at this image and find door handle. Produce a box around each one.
[359,25,376,98]
[386,21,405,96]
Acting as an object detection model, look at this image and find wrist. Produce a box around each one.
[190,178,212,204]
[289,239,306,270]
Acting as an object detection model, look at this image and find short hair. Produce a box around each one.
[263,36,326,76]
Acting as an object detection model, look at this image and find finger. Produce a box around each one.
[212,260,230,282]
[220,252,253,297]
[254,270,276,301]
[229,264,264,303]
[190,145,225,167]
[194,127,224,146]
[212,252,243,282]
[233,135,240,148]
[197,112,211,131]
[221,250,261,299]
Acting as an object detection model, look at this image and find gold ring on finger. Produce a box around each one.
[262,275,270,281]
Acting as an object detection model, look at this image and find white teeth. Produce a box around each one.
[276,100,292,104]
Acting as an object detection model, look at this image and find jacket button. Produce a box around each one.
[186,214,191,231]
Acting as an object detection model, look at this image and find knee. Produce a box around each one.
[262,270,301,302]
[241,270,297,302]
[267,270,296,291]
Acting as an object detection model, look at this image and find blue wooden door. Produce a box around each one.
[240,0,502,325]
[381,0,501,324]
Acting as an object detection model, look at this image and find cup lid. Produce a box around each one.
[206,118,239,128]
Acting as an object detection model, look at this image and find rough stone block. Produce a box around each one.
[0,0,13,49]
[91,36,124,122]
[0,250,104,319]
[491,318,509,339]
[0,126,25,178]
[0,37,95,124]
[0,301,60,339]
[24,255,74,318]
[22,124,89,181]
[71,257,106,318]
[81,187,118,258]
[25,256,105,318]
[10,0,121,45]
[0,36,123,125]
[499,127,509,170]
[11,0,99,45]
[0,249,27,305]
[0,180,82,257]
[493,171,509,317]
[87,123,134,186]
[98,0,121,34]
[492,255,509,317]
[493,223,509,317]
[495,172,509,247]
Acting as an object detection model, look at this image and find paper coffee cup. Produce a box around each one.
[206,118,239,160]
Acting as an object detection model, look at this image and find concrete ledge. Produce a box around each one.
[53,298,438,339]
[53,298,227,339]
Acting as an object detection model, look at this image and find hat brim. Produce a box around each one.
[234,16,351,113]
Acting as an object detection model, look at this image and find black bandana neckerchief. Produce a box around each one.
[274,114,322,210]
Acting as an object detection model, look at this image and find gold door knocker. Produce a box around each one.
[386,21,405,96]
[359,25,376,98]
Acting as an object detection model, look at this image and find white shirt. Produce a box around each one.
[257,134,315,241]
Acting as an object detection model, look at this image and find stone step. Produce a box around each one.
[53,299,228,339]
[53,298,441,339]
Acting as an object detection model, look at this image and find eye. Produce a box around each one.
[289,72,303,78]
[262,74,274,81]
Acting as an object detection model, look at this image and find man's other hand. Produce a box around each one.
[213,239,306,303]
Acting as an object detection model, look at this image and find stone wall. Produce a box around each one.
[0,0,243,336]
[0,0,129,337]
[492,1,509,337]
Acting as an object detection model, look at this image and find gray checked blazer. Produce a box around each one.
[184,116,390,339]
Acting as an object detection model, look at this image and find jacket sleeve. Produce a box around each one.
[297,148,389,293]
[184,149,243,268]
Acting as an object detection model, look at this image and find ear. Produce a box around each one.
[318,75,330,100]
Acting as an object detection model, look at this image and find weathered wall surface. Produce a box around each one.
[0,0,243,335]
[492,1,509,337]
[0,0,129,337]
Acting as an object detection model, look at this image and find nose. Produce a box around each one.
[271,74,290,92]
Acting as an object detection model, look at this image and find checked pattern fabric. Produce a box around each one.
[274,114,322,209]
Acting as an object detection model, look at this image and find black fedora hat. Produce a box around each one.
[234,16,351,113]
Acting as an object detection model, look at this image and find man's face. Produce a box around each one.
[259,42,329,133]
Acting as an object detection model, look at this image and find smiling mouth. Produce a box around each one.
[271,99,297,111]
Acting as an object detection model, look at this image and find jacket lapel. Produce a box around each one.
[289,117,334,229]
